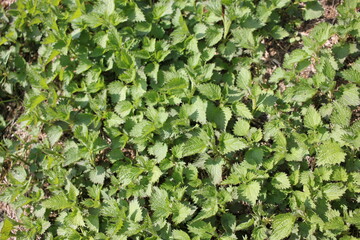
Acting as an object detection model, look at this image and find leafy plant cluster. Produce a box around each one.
[0,0,359,239]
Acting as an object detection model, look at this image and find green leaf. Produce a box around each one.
[9,166,27,183]
[205,157,224,185]
[269,25,289,39]
[162,77,188,95]
[117,165,144,186]
[283,49,309,69]
[233,119,250,137]
[89,166,105,185]
[316,142,346,166]
[237,68,252,90]
[173,230,191,240]
[310,22,333,45]
[303,1,324,20]
[205,25,223,47]
[238,181,261,205]
[42,193,73,210]
[221,213,236,234]
[148,142,168,162]
[338,84,360,106]
[28,94,46,111]
[245,148,264,166]
[207,103,232,130]
[108,81,127,103]
[128,199,143,222]
[46,125,63,147]
[182,136,208,157]
[270,213,296,240]
[188,221,216,239]
[197,83,222,101]
[232,102,253,119]
[220,133,248,154]
[0,218,14,240]
[323,183,346,201]
[272,172,291,189]
[330,102,352,127]
[194,23,207,40]
[115,101,133,117]
[304,105,322,129]
[150,187,171,219]
[341,69,360,85]
[64,208,85,227]
[190,96,208,124]
[172,202,194,224]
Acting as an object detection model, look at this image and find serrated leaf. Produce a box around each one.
[188,221,216,239]
[173,230,191,240]
[283,49,309,69]
[272,172,291,189]
[304,1,323,20]
[330,102,351,127]
[323,183,346,201]
[130,120,155,138]
[148,142,168,162]
[338,84,360,106]
[205,25,223,47]
[194,23,207,39]
[182,136,207,157]
[310,22,333,45]
[108,81,127,103]
[270,25,289,39]
[316,142,346,166]
[132,3,146,22]
[46,125,63,147]
[220,133,248,154]
[89,166,105,185]
[341,69,360,85]
[42,193,72,210]
[237,68,252,89]
[172,202,194,224]
[304,105,321,129]
[128,199,143,222]
[115,101,133,117]
[245,148,264,166]
[162,77,188,95]
[233,119,250,137]
[190,96,208,124]
[270,213,296,240]
[197,83,222,101]
[64,208,85,227]
[205,157,224,185]
[232,102,253,119]
[238,181,260,205]
[150,187,171,219]
[221,213,236,234]
[0,218,14,240]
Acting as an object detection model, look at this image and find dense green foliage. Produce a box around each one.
[0,0,360,239]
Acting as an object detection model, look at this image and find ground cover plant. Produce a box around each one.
[0,0,359,239]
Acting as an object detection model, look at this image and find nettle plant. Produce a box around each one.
[0,0,359,239]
